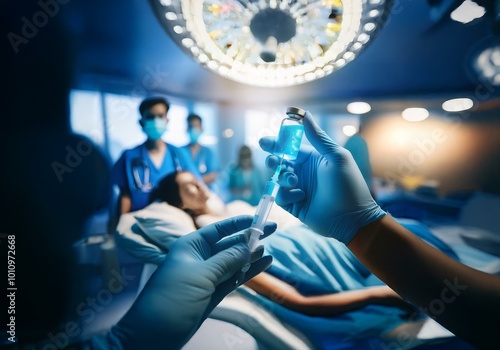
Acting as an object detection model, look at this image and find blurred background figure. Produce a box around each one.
[343,124,375,198]
[227,145,266,206]
[181,113,220,188]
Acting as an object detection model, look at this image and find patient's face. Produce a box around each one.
[177,172,210,210]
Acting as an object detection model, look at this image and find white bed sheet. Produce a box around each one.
[429,225,500,274]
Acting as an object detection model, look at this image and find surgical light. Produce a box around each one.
[150,0,393,87]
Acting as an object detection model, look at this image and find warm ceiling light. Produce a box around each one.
[342,124,357,136]
[222,128,234,138]
[450,0,485,24]
[442,98,474,112]
[150,0,392,87]
[402,108,429,122]
[347,101,371,114]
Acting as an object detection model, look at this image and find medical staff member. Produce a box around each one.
[181,113,219,187]
[111,97,201,214]
[259,111,500,350]
[227,145,266,206]
[343,125,374,195]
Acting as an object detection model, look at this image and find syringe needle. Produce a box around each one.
[271,164,281,182]
[247,169,281,251]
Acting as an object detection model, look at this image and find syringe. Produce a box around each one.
[247,162,283,251]
[246,106,305,251]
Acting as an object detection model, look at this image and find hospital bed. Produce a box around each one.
[112,192,500,349]
[132,262,458,350]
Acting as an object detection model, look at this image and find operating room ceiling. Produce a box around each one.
[64,0,499,109]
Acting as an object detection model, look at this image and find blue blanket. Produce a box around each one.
[255,219,459,349]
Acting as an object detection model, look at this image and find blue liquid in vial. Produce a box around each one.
[274,124,304,160]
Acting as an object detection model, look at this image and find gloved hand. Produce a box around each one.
[109,215,275,350]
[259,111,386,244]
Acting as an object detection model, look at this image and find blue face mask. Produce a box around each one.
[188,128,202,144]
[143,118,167,140]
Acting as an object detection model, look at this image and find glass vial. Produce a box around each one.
[273,107,306,160]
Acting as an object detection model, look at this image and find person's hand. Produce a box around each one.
[259,111,385,244]
[109,215,275,350]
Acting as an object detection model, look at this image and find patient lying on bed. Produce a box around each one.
[119,171,432,317]
[116,171,495,348]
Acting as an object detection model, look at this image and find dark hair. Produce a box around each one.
[149,171,185,207]
[187,113,202,125]
[139,97,170,117]
[237,145,253,167]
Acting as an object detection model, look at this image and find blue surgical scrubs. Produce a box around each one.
[111,142,201,212]
[227,166,266,206]
[181,145,219,179]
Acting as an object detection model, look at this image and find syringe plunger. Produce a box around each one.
[248,179,280,251]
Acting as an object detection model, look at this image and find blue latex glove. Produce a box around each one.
[109,215,275,349]
[259,111,386,244]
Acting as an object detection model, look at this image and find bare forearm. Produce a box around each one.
[284,287,398,317]
[348,215,500,348]
[245,274,402,317]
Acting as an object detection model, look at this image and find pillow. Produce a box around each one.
[115,201,196,264]
[115,211,167,265]
[133,201,196,251]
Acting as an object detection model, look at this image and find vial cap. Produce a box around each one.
[286,107,306,119]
